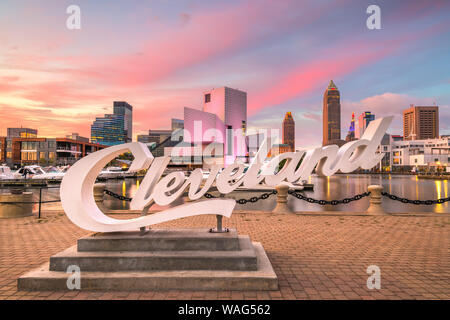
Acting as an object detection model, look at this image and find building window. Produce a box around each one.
[49,152,55,160]
[21,151,37,161]
[21,141,37,150]
[204,93,211,103]
[6,152,11,159]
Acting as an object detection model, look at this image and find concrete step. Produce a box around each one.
[77,229,240,252]
[50,236,257,272]
[18,242,278,291]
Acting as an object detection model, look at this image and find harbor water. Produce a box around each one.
[1,174,448,213]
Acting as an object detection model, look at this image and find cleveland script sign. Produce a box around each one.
[60,117,393,232]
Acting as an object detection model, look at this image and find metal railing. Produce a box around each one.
[0,186,60,218]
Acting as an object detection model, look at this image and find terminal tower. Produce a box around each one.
[322,80,343,146]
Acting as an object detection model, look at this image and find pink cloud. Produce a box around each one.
[248,20,450,115]
[248,41,400,115]
[73,0,346,87]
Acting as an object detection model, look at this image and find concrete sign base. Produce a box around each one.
[18,229,278,291]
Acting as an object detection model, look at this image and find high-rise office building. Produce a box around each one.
[323,80,341,146]
[355,111,375,139]
[91,101,133,146]
[282,112,295,151]
[113,101,133,142]
[403,105,439,140]
[91,114,127,146]
[345,112,356,142]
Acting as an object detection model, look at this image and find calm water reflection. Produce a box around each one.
[101,174,449,213]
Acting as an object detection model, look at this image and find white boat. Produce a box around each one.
[13,165,47,179]
[99,166,125,179]
[32,166,66,180]
[0,165,13,180]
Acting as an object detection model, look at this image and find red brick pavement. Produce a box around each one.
[0,211,448,300]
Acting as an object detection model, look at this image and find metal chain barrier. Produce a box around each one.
[204,190,277,204]
[381,191,450,205]
[104,189,133,202]
[104,188,449,206]
[288,190,371,205]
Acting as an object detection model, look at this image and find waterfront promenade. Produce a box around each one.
[0,208,448,300]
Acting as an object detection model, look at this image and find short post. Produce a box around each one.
[93,183,106,213]
[210,194,229,233]
[366,185,386,215]
[210,215,228,233]
[272,183,292,213]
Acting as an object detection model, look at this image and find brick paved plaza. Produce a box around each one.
[0,209,448,300]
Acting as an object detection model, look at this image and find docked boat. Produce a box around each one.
[0,165,13,180]
[98,166,126,179]
[13,165,47,179]
[32,166,66,180]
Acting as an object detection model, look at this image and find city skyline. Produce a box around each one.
[0,0,449,148]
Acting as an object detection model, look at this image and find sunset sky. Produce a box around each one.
[0,0,449,148]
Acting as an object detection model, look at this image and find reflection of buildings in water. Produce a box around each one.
[415,176,419,200]
[327,176,330,198]
[122,180,127,208]
[100,175,448,213]
[316,175,344,201]
[444,180,448,199]
[401,178,405,199]
[435,181,441,201]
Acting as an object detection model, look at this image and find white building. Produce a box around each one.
[377,136,450,171]
[182,87,247,167]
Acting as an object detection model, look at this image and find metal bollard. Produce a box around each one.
[93,183,106,213]
[272,183,292,213]
[366,185,386,215]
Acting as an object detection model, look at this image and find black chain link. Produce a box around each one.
[288,190,371,205]
[105,188,449,206]
[381,192,450,205]
[204,190,277,204]
[104,189,133,202]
